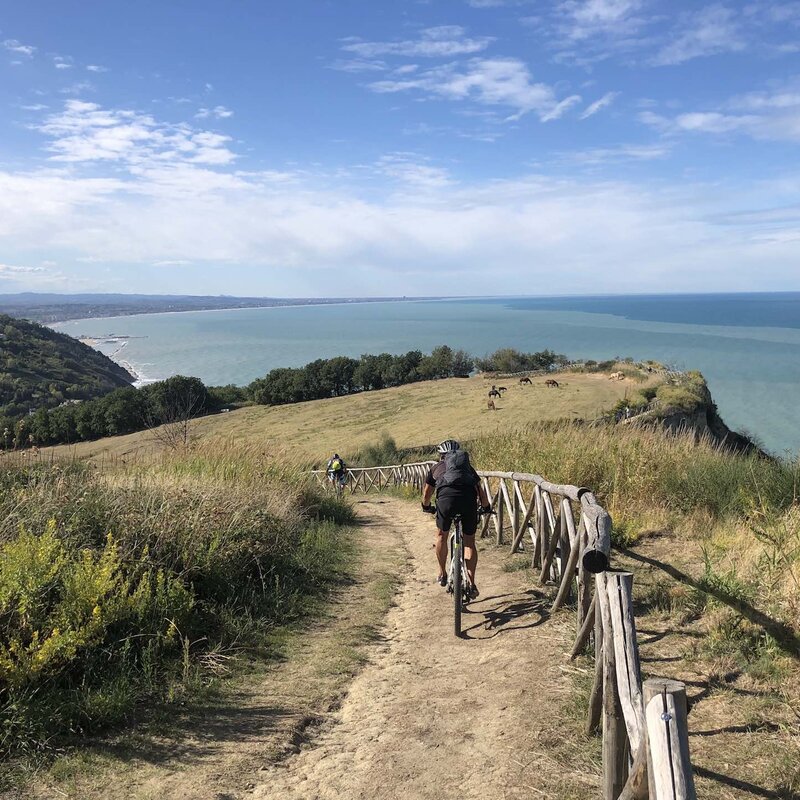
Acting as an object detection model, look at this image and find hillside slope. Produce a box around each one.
[0,314,134,423]
[40,370,651,461]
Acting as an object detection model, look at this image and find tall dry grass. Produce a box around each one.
[468,422,800,686]
[0,441,354,759]
[468,422,797,535]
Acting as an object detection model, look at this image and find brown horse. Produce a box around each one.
[545,379,559,388]
[498,386,508,393]
[488,389,501,399]
[487,399,496,410]
[519,376,532,385]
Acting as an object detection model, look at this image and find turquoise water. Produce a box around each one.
[53,294,800,455]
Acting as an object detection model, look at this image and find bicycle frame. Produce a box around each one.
[447,518,470,596]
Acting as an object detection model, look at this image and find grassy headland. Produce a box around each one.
[38,368,656,463]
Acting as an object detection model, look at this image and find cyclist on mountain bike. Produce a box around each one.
[326,453,347,491]
[421,439,491,597]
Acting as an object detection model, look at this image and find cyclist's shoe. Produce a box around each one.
[436,575,447,588]
[469,584,480,599]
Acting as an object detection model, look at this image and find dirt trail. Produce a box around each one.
[255,497,593,800]
[21,496,595,800]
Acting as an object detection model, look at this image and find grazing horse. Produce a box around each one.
[488,388,501,399]
[545,379,559,388]
[498,386,508,393]
[487,399,496,411]
[519,376,532,385]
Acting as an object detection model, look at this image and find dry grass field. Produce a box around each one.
[38,370,652,465]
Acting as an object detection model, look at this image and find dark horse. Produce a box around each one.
[488,389,501,399]
[519,377,532,385]
[498,386,508,393]
[545,379,559,388]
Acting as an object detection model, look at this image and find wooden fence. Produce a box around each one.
[311,462,696,800]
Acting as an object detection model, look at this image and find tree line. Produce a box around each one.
[3,345,565,449]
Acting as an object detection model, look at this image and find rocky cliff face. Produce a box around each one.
[653,405,763,456]
[629,377,766,456]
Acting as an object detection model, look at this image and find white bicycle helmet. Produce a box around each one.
[437,439,461,455]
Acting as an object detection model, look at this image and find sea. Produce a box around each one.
[52,293,800,456]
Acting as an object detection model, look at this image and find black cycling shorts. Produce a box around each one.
[435,494,478,536]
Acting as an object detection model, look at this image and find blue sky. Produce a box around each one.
[2,0,800,297]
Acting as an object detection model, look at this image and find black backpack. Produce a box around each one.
[437,450,476,490]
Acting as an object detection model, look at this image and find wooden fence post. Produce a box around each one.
[586,587,604,735]
[605,573,645,755]
[644,679,696,800]
[496,481,505,545]
[598,573,629,800]
[570,593,596,659]
[577,516,593,627]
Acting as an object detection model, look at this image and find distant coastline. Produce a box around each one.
[0,293,447,324]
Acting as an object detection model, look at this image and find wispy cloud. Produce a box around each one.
[466,0,534,6]
[195,105,234,119]
[640,82,800,141]
[375,153,453,189]
[2,38,36,57]
[369,57,581,121]
[580,90,620,118]
[86,64,108,73]
[562,142,671,164]
[53,55,73,70]
[342,26,494,58]
[533,2,800,67]
[556,0,646,42]
[641,110,756,135]
[330,58,387,73]
[652,4,745,65]
[0,263,46,275]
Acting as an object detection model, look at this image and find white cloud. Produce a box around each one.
[580,90,620,119]
[652,5,746,65]
[36,100,237,166]
[53,55,73,70]
[375,154,453,189]
[86,64,108,73]
[0,263,46,275]
[557,0,646,41]
[369,58,581,121]
[342,26,494,58]
[1,159,797,294]
[640,85,800,141]
[330,58,387,73]
[2,39,36,57]
[2,97,798,294]
[195,105,234,119]
[563,143,671,164]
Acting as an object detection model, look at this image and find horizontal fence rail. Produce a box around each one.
[312,460,696,799]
